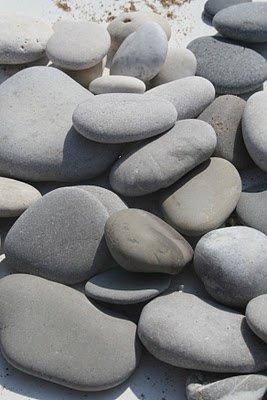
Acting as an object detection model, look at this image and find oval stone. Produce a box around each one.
[242,91,267,173]
[138,291,267,373]
[89,76,146,94]
[246,295,267,344]
[0,274,141,391]
[104,208,193,274]
[204,0,252,20]
[194,226,267,308]
[72,93,177,143]
[187,36,267,94]
[110,119,217,197]
[161,158,241,237]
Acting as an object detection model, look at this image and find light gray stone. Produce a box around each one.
[194,226,267,308]
[242,91,267,173]
[89,75,146,94]
[104,208,193,274]
[138,291,267,373]
[246,295,267,344]
[110,22,168,81]
[204,0,252,20]
[72,93,177,143]
[0,274,141,391]
[109,119,217,197]
[161,158,241,237]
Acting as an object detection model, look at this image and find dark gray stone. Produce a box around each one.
[246,295,267,344]
[204,0,252,20]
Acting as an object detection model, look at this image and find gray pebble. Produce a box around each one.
[246,295,267,344]
[89,75,146,94]
[204,0,252,20]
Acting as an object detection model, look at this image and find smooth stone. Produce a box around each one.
[213,2,267,43]
[107,11,171,50]
[187,36,267,94]
[138,291,267,373]
[246,295,267,344]
[0,177,41,217]
[89,75,146,94]
[161,158,241,237]
[46,20,110,70]
[204,0,252,20]
[0,13,53,64]
[110,22,168,82]
[198,95,252,170]
[0,66,122,182]
[145,76,215,120]
[149,48,197,88]
[85,266,171,304]
[104,208,193,274]
[236,185,267,235]
[194,226,267,308]
[72,93,177,143]
[242,91,267,173]
[110,119,216,197]
[4,187,113,284]
[0,274,141,391]
[186,371,267,400]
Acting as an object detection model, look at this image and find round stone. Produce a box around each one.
[204,0,252,20]
[246,295,267,344]
[138,291,267,373]
[46,20,110,70]
[161,158,242,237]
[0,13,53,64]
[72,93,177,143]
[89,75,146,94]
[85,266,171,304]
[187,36,267,94]
[0,274,141,391]
[0,177,41,217]
[194,226,267,308]
[104,208,193,274]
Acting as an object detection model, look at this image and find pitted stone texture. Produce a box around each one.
[72,93,177,143]
[107,11,171,50]
[110,22,168,82]
[161,158,241,237]
[0,13,53,64]
[187,36,267,94]
[4,187,113,284]
[0,274,141,391]
[0,66,122,182]
[138,291,267,373]
[89,75,146,94]
[0,177,41,218]
[46,20,110,70]
[242,91,267,173]
[194,226,267,308]
[198,95,252,170]
[204,0,252,20]
[213,2,267,43]
[110,119,216,197]
[246,295,267,344]
[85,266,171,304]
[145,76,215,120]
[104,208,193,274]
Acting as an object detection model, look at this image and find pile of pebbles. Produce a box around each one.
[0,0,267,398]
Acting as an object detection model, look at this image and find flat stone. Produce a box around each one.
[198,95,252,170]
[246,295,267,344]
[138,291,267,373]
[110,119,217,197]
[46,20,110,70]
[0,66,122,182]
[145,76,215,120]
[110,22,168,82]
[186,371,267,400]
[0,13,53,64]
[4,187,113,284]
[204,0,252,20]
[85,266,171,304]
[0,177,41,217]
[104,208,193,274]
[213,2,267,43]
[161,158,241,237]
[194,226,267,308]
[89,75,146,94]
[0,274,141,391]
[72,93,177,143]
[187,36,267,94]
[242,91,267,173]
[107,11,171,50]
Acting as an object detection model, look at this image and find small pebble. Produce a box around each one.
[246,294,267,344]
[204,0,252,20]
[89,75,146,94]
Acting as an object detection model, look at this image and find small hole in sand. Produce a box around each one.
[122,18,131,23]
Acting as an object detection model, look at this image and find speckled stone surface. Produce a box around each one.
[204,0,252,20]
